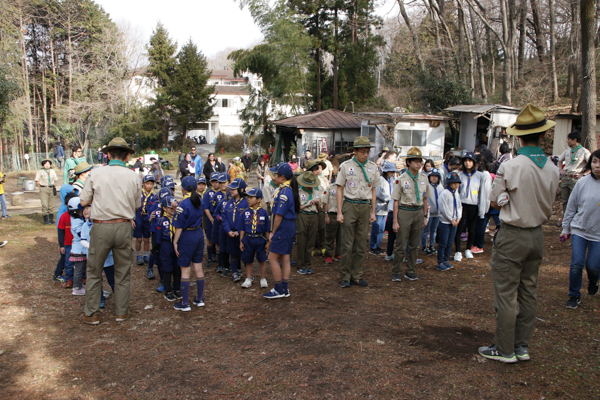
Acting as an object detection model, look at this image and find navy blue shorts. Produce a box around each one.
[177,229,204,267]
[270,218,295,255]
[204,219,213,242]
[226,235,240,257]
[159,241,177,272]
[241,236,268,264]
[211,219,222,245]
[133,214,151,239]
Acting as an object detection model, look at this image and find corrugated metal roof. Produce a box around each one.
[444,104,521,113]
[354,112,455,122]
[273,109,362,129]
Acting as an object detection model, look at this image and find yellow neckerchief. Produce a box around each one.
[274,180,291,199]
[183,192,191,200]
[249,204,261,233]
[141,189,152,213]
[232,197,243,222]
[166,214,175,240]
[197,189,206,200]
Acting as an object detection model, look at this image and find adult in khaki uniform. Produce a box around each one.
[318,152,334,183]
[322,182,341,263]
[72,161,92,194]
[306,159,328,255]
[296,171,322,274]
[80,137,142,325]
[478,104,559,363]
[336,137,378,287]
[35,159,59,225]
[557,131,591,211]
[391,148,432,281]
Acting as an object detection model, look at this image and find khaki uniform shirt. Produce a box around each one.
[558,146,591,175]
[318,175,329,201]
[35,169,58,186]
[391,171,433,207]
[336,158,379,200]
[263,181,278,205]
[299,185,322,213]
[321,159,333,178]
[322,183,340,213]
[491,155,559,228]
[80,165,142,220]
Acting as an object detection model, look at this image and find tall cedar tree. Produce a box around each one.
[168,40,215,138]
[147,23,177,146]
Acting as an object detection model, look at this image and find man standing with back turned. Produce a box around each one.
[80,137,142,325]
[478,104,559,363]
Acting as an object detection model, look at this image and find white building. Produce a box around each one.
[127,68,156,107]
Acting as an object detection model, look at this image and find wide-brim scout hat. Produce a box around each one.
[298,171,320,188]
[41,159,53,166]
[181,176,198,191]
[383,146,390,152]
[270,162,293,179]
[294,167,304,176]
[74,161,92,175]
[306,159,326,171]
[246,187,263,199]
[506,104,556,136]
[402,147,425,161]
[143,174,155,183]
[228,178,247,190]
[382,161,399,173]
[351,136,374,149]
[446,172,461,185]
[102,137,135,154]
[318,152,328,160]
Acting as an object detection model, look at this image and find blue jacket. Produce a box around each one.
[56,184,74,226]
[190,154,203,176]
[56,145,64,157]
[70,217,85,255]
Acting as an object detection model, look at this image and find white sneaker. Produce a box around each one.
[385,254,394,261]
[454,252,463,262]
[465,249,474,259]
[241,278,252,288]
[260,278,268,288]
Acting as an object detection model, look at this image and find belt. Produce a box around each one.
[185,226,201,230]
[344,198,371,204]
[39,185,54,188]
[301,211,317,215]
[246,233,267,239]
[91,218,130,224]
[398,205,423,211]
[502,223,541,231]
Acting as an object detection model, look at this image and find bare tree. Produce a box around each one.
[549,0,559,103]
[397,0,425,71]
[580,0,596,150]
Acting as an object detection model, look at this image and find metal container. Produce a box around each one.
[23,180,36,191]
[11,192,24,206]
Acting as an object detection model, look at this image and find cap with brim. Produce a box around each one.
[102,137,135,154]
[382,161,399,173]
[41,159,53,166]
[318,152,328,160]
[143,174,155,183]
[181,176,197,191]
[306,159,326,171]
[158,187,172,199]
[506,104,556,136]
[246,187,263,199]
[228,178,247,190]
[210,172,220,181]
[383,146,390,152]
[270,163,293,179]
[352,136,375,149]
[161,196,177,208]
[217,173,227,183]
[298,171,320,188]
[402,147,425,161]
[197,176,207,184]
[74,161,92,175]
[446,172,461,185]
[429,168,442,178]
[461,151,476,162]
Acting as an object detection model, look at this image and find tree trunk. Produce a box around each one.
[580,0,597,150]
[549,0,559,103]
[424,0,445,72]
[397,0,425,71]
[333,5,339,109]
[570,0,581,112]
[458,0,475,98]
[529,0,546,63]
[469,6,487,101]
[517,0,527,82]
[501,0,512,104]
[42,70,49,153]
[19,13,34,153]
[67,13,73,115]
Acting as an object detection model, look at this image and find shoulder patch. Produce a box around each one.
[176,206,184,214]
[280,194,289,202]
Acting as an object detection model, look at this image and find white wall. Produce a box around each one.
[458,112,478,151]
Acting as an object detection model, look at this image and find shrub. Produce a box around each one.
[215,133,245,154]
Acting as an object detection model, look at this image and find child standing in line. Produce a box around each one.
[157,195,182,302]
[55,192,78,285]
[322,182,342,264]
[264,163,300,299]
[134,175,158,265]
[472,155,494,253]
[222,178,249,282]
[150,185,175,292]
[202,172,221,269]
[239,188,271,288]
[454,151,483,261]
[421,168,443,255]
[211,173,229,273]
[68,197,87,296]
[369,162,394,256]
[437,172,463,271]
[383,162,399,262]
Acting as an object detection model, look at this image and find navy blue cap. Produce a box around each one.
[181,176,197,191]
[269,162,293,179]
[217,173,227,183]
[429,168,442,178]
[210,172,220,181]
[228,178,247,190]
[197,176,207,184]
[143,174,155,183]
[160,195,177,208]
[446,172,461,184]
[164,179,176,189]
[225,173,231,182]
[158,187,172,200]
[462,151,476,162]
[246,187,263,199]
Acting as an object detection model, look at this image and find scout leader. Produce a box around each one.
[557,130,591,218]
[35,158,59,224]
[296,171,322,275]
[336,136,379,288]
[478,104,559,363]
[391,147,433,282]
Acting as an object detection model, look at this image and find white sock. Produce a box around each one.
[137,251,142,257]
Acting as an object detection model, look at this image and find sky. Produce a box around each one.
[96,0,401,58]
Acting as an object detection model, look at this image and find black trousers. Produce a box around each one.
[163,269,182,293]
[454,204,478,252]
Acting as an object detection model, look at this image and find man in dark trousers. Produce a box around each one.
[241,150,253,173]
[478,104,559,363]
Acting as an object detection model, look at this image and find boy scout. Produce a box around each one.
[322,182,341,264]
[80,137,142,325]
[336,136,378,288]
[478,104,559,363]
[35,159,59,224]
[306,159,328,255]
[296,171,322,274]
[557,131,591,212]
[391,147,432,282]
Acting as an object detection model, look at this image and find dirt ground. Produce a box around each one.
[0,203,599,399]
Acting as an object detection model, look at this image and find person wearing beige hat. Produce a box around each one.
[296,171,322,274]
[35,159,59,224]
[72,161,92,193]
[336,136,379,287]
[318,152,333,183]
[306,158,328,255]
[80,137,142,325]
[477,104,559,363]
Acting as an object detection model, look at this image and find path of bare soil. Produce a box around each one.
[0,214,598,399]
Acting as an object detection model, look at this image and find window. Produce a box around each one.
[218,99,233,108]
[361,125,376,141]
[395,129,426,147]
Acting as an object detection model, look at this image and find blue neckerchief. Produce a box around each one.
[431,183,439,210]
[386,176,393,196]
[463,170,475,194]
[447,187,458,220]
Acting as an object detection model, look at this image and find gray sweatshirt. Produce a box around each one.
[478,171,493,217]
[562,174,600,242]
[459,170,488,217]
[375,175,391,216]
[428,182,444,217]
[439,188,463,224]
